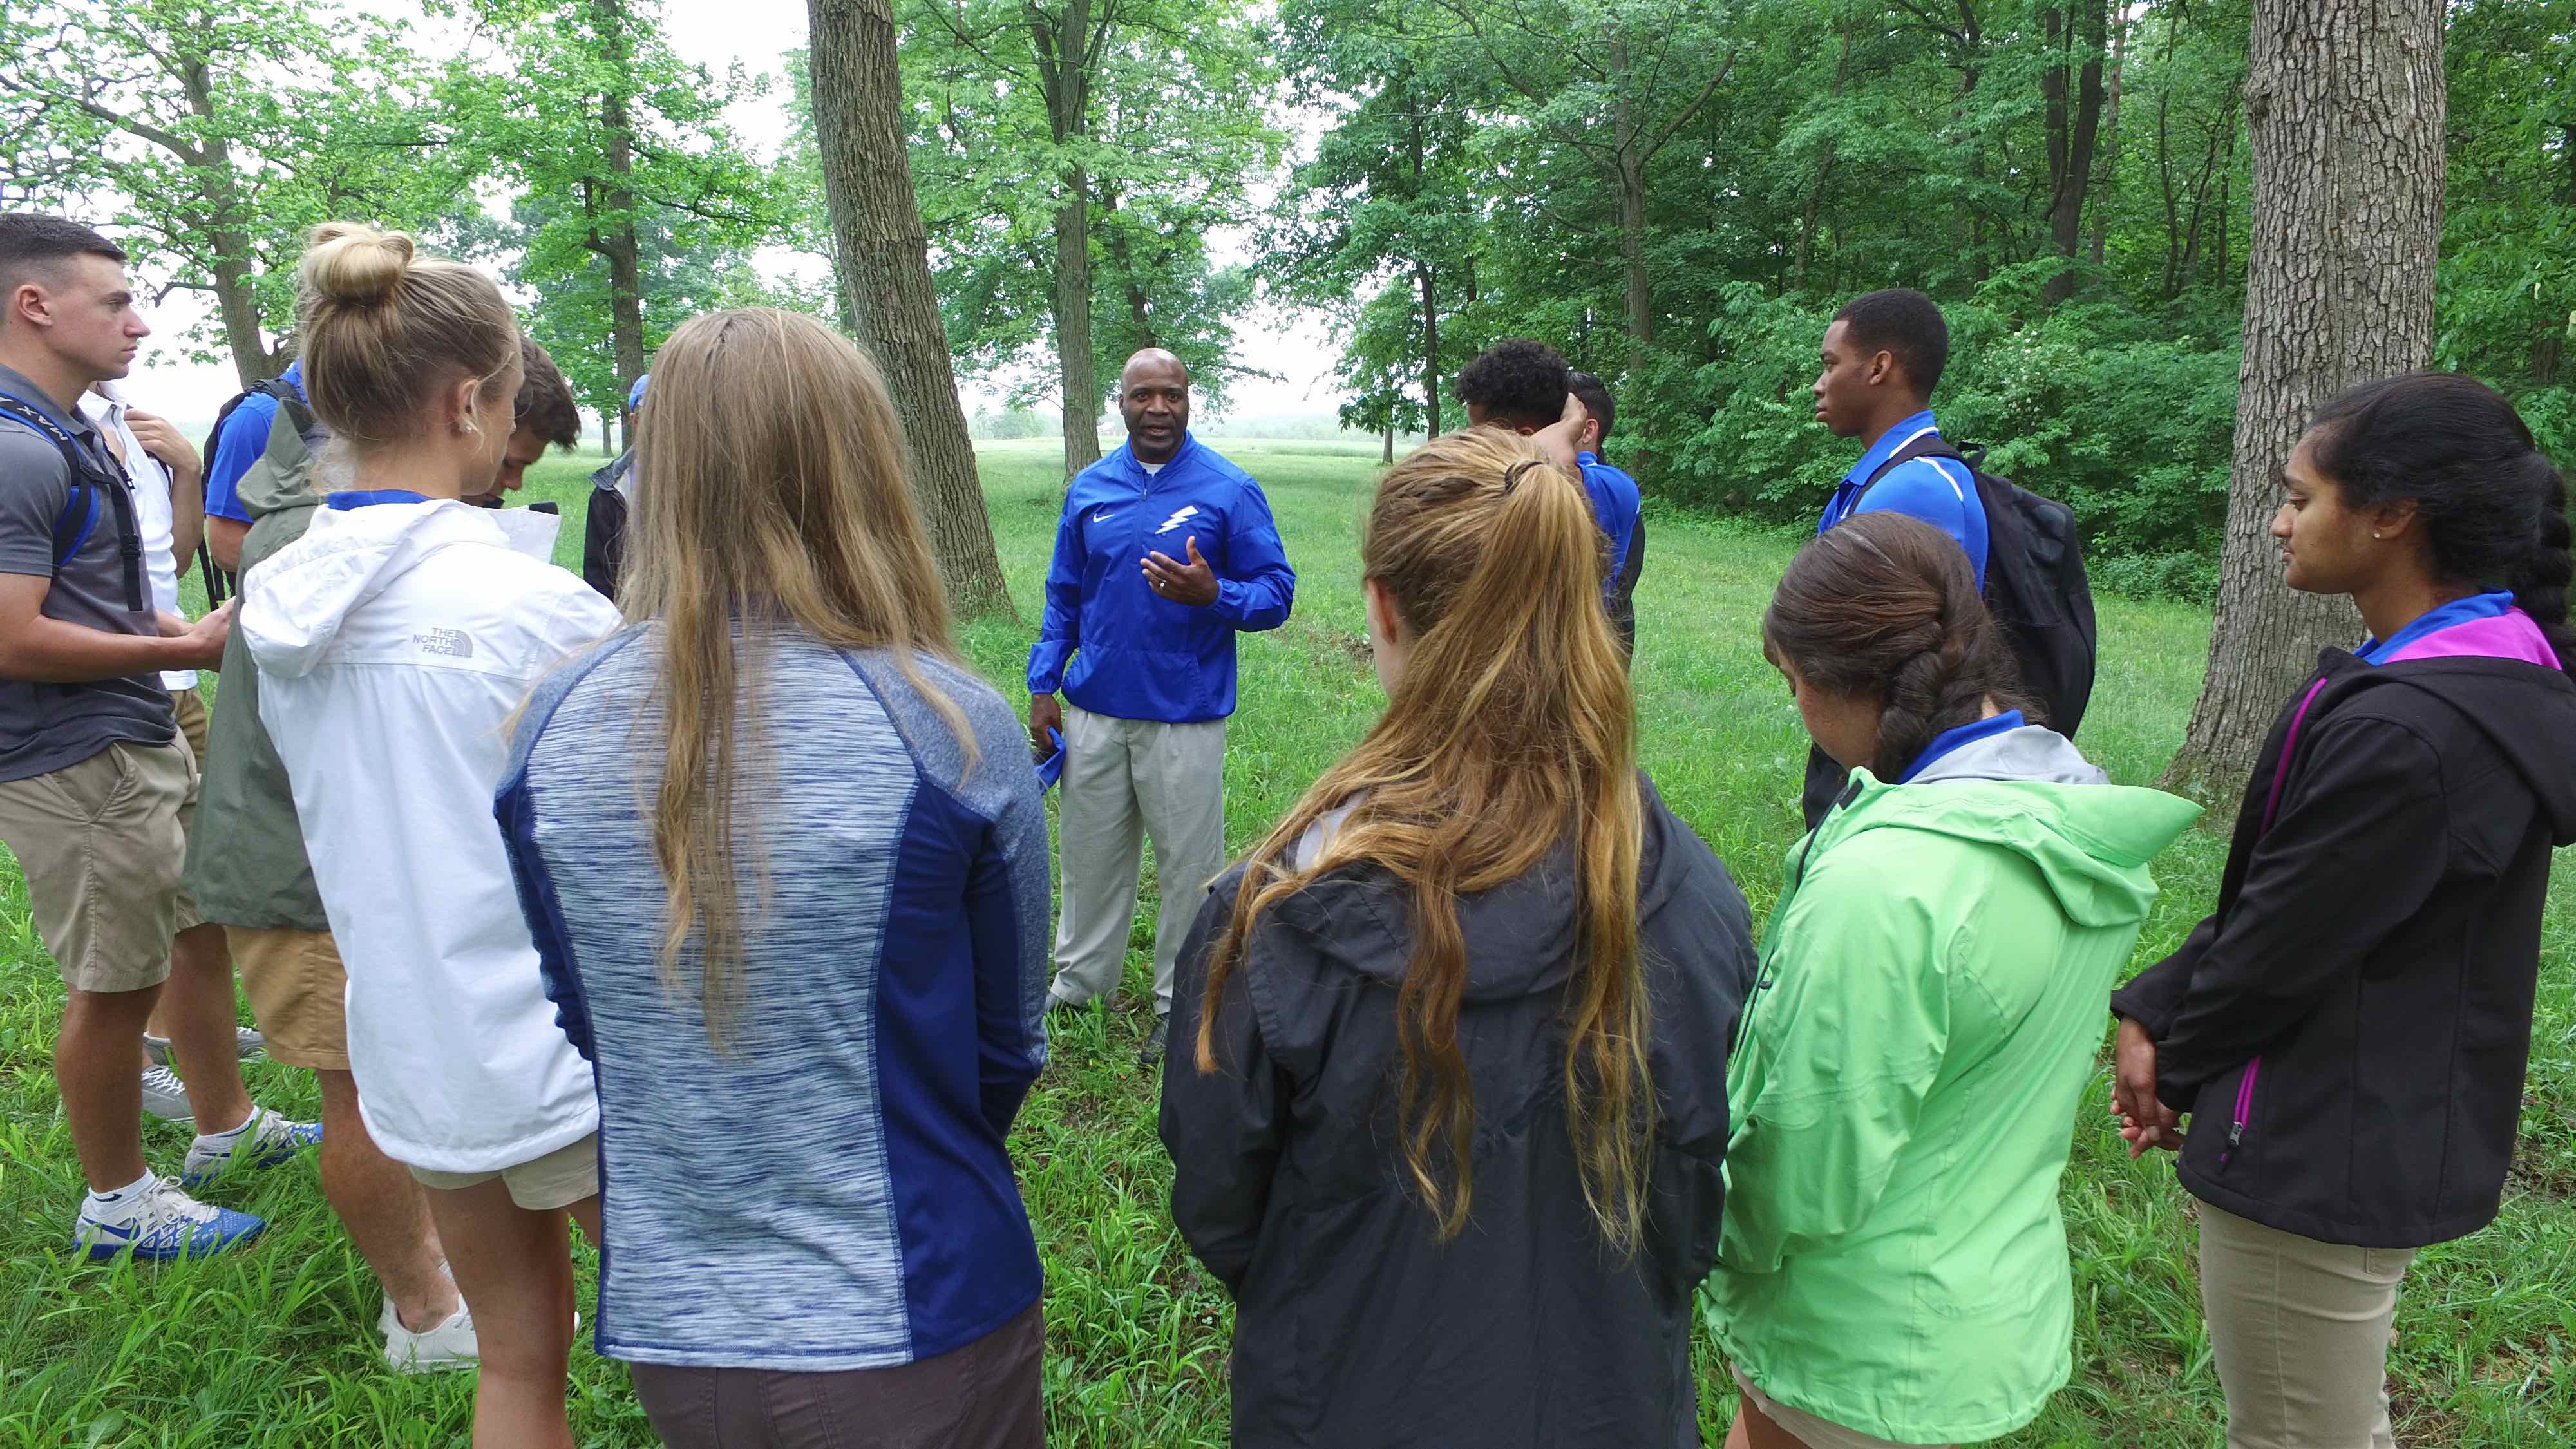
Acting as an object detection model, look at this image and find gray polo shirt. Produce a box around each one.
[0,361,176,783]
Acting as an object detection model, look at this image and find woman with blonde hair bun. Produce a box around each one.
[496,308,1052,1449]
[1160,421,1758,1448]
[240,222,619,1448]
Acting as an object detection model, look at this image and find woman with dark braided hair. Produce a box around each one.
[1709,511,2197,1449]
[2112,373,2576,1449]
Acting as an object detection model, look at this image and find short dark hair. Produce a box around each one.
[1833,288,1949,398]
[513,335,582,450]
[1455,337,1570,430]
[0,215,125,314]
[1567,371,1615,446]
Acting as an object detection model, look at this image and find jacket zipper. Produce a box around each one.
[2212,673,2325,1166]
[2221,1056,2259,1166]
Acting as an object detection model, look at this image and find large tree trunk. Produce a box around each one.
[589,0,648,401]
[1050,183,1101,477]
[2164,0,2445,797]
[2042,0,2108,307]
[2090,10,2126,266]
[807,0,1016,618]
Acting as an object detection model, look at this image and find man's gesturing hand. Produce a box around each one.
[1141,536,1220,607]
[1029,692,1062,762]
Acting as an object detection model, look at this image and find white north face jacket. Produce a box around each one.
[243,494,619,1174]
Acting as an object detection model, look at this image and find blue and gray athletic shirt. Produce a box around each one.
[496,629,1051,1370]
[1817,408,1989,587]
[204,360,305,526]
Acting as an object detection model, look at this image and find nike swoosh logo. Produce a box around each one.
[1094,511,1119,524]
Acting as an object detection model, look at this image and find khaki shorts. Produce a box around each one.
[231,926,350,1070]
[408,1132,600,1211]
[0,735,199,994]
[1732,1365,1953,1449]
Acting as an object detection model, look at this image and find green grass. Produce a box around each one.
[5,440,2573,1444]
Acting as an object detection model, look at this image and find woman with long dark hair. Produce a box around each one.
[1160,424,1757,1448]
[2113,373,2576,1448]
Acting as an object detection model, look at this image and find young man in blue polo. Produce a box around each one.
[1029,348,1296,1063]
[1457,340,1642,631]
[1802,286,1989,824]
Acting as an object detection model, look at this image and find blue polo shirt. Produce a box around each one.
[204,361,305,526]
[1576,451,1642,591]
[1817,409,1988,587]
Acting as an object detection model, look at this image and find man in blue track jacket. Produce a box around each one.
[1028,350,1295,1060]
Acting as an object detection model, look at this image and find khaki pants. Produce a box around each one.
[2199,1201,2417,1449]
[1046,703,1226,1016]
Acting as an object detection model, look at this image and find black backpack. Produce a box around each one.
[196,377,319,605]
[583,448,634,602]
[0,389,146,614]
[1864,435,2099,737]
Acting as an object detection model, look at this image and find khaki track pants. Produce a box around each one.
[2199,1201,2418,1449]
[1046,703,1227,1017]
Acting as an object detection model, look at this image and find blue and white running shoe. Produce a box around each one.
[73,1177,265,1262]
[181,1107,323,1189]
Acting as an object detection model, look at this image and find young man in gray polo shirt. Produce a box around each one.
[0,215,312,1260]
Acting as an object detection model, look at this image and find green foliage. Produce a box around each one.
[445,0,782,424]
[0,0,481,375]
[895,0,1285,410]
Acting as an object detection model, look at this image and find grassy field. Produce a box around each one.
[3,437,2572,1445]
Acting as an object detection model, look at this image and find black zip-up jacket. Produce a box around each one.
[2113,649,2576,1248]
[1159,781,1757,1449]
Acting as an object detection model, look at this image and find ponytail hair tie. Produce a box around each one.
[1503,459,1547,495]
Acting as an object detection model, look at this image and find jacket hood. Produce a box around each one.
[1278,788,1710,1005]
[240,498,556,679]
[1822,735,2200,929]
[2341,655,2576,846]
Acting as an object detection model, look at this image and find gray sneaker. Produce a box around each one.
[140,1065,193,1124]
[142,1027,263,1065]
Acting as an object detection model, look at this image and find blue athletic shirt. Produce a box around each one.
[204,360,305,526]
[1817,409,1989,587]
[1577,450,1642,595]
[1027,433,1296,724]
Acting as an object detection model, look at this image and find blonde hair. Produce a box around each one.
[294,222,520,448]
[621,308,967,1045]
[1195,427,1652,1251]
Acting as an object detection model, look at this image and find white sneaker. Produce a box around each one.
[381,1293,479,1374]
[142,1027,264,1065]
[140,1065,193,1124]
[181,1106,323,1188]
[71,1176,265,1262]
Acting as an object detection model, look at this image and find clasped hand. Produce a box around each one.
[2110,1016,2187,1159]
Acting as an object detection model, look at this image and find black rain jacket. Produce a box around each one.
[2114,649,2576,1248]
[1159,780,1757,1449]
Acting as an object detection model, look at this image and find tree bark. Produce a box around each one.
[175,59,280,386]
[2042,0,2107,307]
[1415,257,1441,437]
[2090,9,2126,266]
[586,0,648,405]
[807,0,1017,618]
[1031,0,1103,479]
[2164,0,2445,797]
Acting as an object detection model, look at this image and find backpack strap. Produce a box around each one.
[1863,431,1982,491]
[0,390,146,612]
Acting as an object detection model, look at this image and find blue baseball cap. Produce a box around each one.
[627,373,650,412]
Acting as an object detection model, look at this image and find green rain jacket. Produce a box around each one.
[1705,725,2197,1444]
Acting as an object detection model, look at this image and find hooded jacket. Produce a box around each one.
[1026,434,1295,723]
[2112,605,2576,1249]
[1159,780,1757,1449]
[243,493,618,1173]
[1708,728,2198,1444]
[185,402,331,931]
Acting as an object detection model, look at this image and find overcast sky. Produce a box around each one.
[118,0,1341,434]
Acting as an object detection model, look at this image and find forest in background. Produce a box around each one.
[4,0,2570,599]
